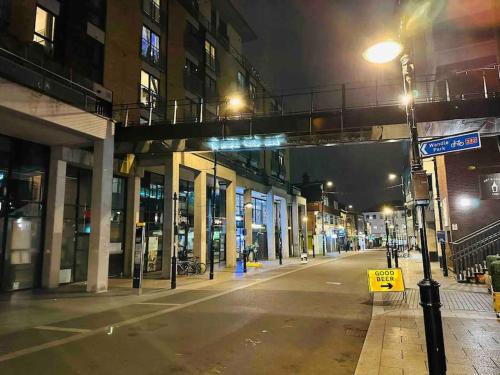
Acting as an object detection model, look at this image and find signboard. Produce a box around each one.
[420,132,481,158]
[367,268,405,292]
[479,173,500,200]
[436,230,446,244]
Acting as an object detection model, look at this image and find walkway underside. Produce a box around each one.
[115,97,500,154]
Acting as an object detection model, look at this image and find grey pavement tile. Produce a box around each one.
[472,366,500,375]
[446,364,479,375]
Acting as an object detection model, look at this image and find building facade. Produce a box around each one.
[0,0,305,292]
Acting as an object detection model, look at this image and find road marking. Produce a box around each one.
[326,282,342,285]
[34,326,91,334]
[135,302,182,306]
[0,252,362,363]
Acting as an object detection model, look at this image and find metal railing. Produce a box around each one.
[0,44,111,117]
[114,66,500,127]
[451,219,500,279]
[142,0,160,23]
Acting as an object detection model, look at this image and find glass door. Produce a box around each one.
[60,166,92,284]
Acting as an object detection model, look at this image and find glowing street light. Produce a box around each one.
[383,206,394,216]
[348,204,353,209]
[362,40,403,64]
[228,96,244,111]
[388,173,398,181]
[326,181,334,188]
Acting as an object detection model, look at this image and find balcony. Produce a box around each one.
[0,44,111,117]
[183,72,203,97]
[142,0,160,24]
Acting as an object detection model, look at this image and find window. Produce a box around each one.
[271,150,286,179]
[237,72,245,90]
[141,26,160,65]
[143,0,160,23]
[205,75,216,97]
[249,82,256,99]
[185,59,199,76]
[33,6,55,52]
[205,40,216,70]
[140,70,159,107]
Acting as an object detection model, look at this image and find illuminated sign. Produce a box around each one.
[207,135,286,151]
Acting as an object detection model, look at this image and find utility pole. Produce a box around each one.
[321,183,326,256]
[385,217,392,268]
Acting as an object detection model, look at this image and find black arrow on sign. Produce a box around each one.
[381,283,393,289]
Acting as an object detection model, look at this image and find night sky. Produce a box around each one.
[233,0,409,211]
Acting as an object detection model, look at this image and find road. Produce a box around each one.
[0,251,387,375]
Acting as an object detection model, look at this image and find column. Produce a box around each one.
[225,181,236,268]
[87,123,114,293]
[123,169,142,277]
[162,153,180,279]
[280,197,290,258]
[291,196,300,257]
[42,148,66,289]
[194,170,207,264]
[266,191,276,260]
[244,189,253,247]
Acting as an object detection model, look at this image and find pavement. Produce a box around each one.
[0,250,384,375]
[355,252,500,375]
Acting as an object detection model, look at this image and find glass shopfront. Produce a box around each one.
[109,176,126,276]
[178,179,195,260]
[140,172,164,273]
[60,166,92,283]
[236,192,244,255]
[207,182,226,264]
[0,136,49,291]
[251,197,267,260]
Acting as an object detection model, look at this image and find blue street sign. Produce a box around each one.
[420,132,481,157]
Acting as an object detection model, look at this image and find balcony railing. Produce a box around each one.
[139,84,165,115]
[0,44,111,117]
[142,0,160,23]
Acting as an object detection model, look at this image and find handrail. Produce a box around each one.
[452,219,500,245]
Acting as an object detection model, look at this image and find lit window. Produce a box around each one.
[33,6,55,52]
[140,70,159,107]
[141,26,160,64]
[205,40,216,70]
[237,72,245,89]
[249,82,256,98]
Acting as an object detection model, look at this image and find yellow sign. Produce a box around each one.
[367,268,405,292]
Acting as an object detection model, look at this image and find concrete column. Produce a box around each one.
[225,181,237,268]
[194,170,207,264]
[162,153,180,279]
[280,198,290,258]
[42,149,66,289]
[291,196,300,257]
[266,191,276,260]
[123,169,142,277]
[244,189,253,247]
[87,123,114,293]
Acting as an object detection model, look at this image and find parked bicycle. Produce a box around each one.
[176,256,206,275]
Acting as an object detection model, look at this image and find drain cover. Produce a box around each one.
[344,328,367,338]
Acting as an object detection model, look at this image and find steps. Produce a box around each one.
[451,220,500,283]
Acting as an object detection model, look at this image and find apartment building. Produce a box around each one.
[0,0,304,292]
[0,0,114,292]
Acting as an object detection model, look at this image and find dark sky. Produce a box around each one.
[232,0,409,211]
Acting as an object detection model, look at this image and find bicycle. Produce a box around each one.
[187,257,206,275]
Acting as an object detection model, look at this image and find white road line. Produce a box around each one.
[326,282,342,285]
[34,326,91,334]
[0,253,361,363]
[135,302,182,306]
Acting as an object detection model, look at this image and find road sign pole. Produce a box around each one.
[385,220,392,268]
[171,193,178,290]
[401,36,446,374]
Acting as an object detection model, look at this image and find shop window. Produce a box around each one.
[33,6,55,52]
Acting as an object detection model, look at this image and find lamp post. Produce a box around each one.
[363,2,446,372]
[383,207,393,268]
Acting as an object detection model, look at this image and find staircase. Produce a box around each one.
[451,220,500,282]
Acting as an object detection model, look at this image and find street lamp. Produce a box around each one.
[383,206,393,268]
[364,4,446,373]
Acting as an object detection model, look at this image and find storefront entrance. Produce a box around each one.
[0,136,48,291]
[207,182,227,265]
[60,166,92,284]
